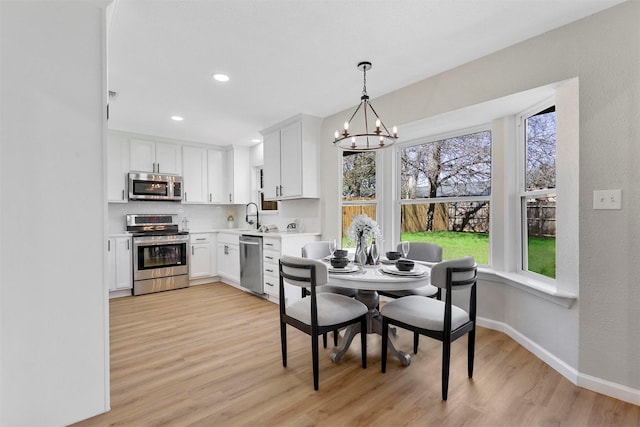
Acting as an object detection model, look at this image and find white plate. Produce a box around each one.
[328,264,359,273]
[380,258,397,265]
[381,264,426,277]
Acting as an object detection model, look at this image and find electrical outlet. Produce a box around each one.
[593,189,622,210]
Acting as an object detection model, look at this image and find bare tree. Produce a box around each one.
[401,130,491,231]
[526,108,556,190]
[342,151,376,200]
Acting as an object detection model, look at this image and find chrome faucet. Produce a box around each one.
[245,202,260,229]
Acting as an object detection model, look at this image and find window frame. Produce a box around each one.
[396,124,492,264]
[339,150,381,248]
[516,99,557,283]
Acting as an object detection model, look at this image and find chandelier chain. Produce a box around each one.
[362,66,368,98]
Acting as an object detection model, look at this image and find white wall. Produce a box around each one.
[321,1,639,399]
[0,2,109,425]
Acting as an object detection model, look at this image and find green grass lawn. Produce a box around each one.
[343,230,555,278]
[527,236,556,278]
[401,231,489,264]
[402,231,556,279]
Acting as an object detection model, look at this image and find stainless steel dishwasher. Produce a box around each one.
[239,235,264,294]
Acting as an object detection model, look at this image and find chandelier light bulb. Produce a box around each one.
[344,121,349,130]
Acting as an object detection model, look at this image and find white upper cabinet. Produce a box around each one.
[130,139,182,175]
[225,146,251,204]
[181,145,250,205]
[208,149,226,203]
[262,130,281,200]
[182,146,208,203]
[260,114,321,200]
[107,133,130,203]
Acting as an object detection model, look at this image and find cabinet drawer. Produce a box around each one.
[263,249,280,266]
[262,237,281,252]
[264,272,279,297]
[218,232,239,245]
[190,233,211,244]
[263,262,278,277]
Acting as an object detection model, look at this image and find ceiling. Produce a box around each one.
[107,0,625,147]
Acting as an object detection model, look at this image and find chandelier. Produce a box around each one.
[333,61,398,151]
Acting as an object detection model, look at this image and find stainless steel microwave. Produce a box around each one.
[128,172,182,201]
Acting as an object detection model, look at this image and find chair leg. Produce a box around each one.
[312,335,319,391]
[360,317,367,369]
[413,332,419,354]
[334,329,339,346]
[322,333,328,348]
[381,318,389,373]
[468,328,476,378]
[280,321,287,367]
[442,338,451,400]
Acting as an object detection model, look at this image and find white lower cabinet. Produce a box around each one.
[107,235,132,295]
[262,235,319,305]
[217,233,240,284]
[262,243,280,299]
[189,233,217,279]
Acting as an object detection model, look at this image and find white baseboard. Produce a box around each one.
[477,317,640,406]
[578,372,640,406]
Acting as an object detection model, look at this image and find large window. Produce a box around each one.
[520,105,556,279]
[341,151,377,248]
[399,129,491,263]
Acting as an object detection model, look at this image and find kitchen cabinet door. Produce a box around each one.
[107,133,130,202]
[226,146,251,204]
[190,234,213,278]
[207,149,226,203]
[217,242,240,284]
[107,236,132,292]
[182,146,208,203]
[129,139,155,172]
[155,142,182,174]
[262,129,281,199]
[279,121,303,198]
[129,139,181,174]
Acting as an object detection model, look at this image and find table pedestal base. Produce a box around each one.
[330,290,411,366]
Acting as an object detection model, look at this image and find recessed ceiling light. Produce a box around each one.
[212,73,230,82]
[171,116,184,121]
[251,138,261,143]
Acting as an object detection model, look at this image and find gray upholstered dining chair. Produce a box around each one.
[279,255,368,391]
[302,241,357,348]
[378,241,442,353]
[380,256,477,400]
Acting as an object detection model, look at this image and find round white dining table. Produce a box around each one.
[326,262,432,366]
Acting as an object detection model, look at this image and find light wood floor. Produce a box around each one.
[74,283,639,426]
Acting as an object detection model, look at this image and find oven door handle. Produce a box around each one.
[133,239,188,247]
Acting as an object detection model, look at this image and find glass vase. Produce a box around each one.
[369,239,379,265]
[354,234,368,265]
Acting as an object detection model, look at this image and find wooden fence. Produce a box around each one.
[344,200,555,237]
[526,200,556,237]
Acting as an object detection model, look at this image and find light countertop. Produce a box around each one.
[189,228,320,238]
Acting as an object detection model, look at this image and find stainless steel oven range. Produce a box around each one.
[126,214,189,296]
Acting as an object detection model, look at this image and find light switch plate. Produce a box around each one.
[593,189,622,210]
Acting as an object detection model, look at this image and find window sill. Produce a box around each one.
[478,268,577,308]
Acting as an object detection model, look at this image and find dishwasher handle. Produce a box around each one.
[240,240,261,246]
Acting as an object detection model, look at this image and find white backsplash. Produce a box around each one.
[108,198,320,234]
